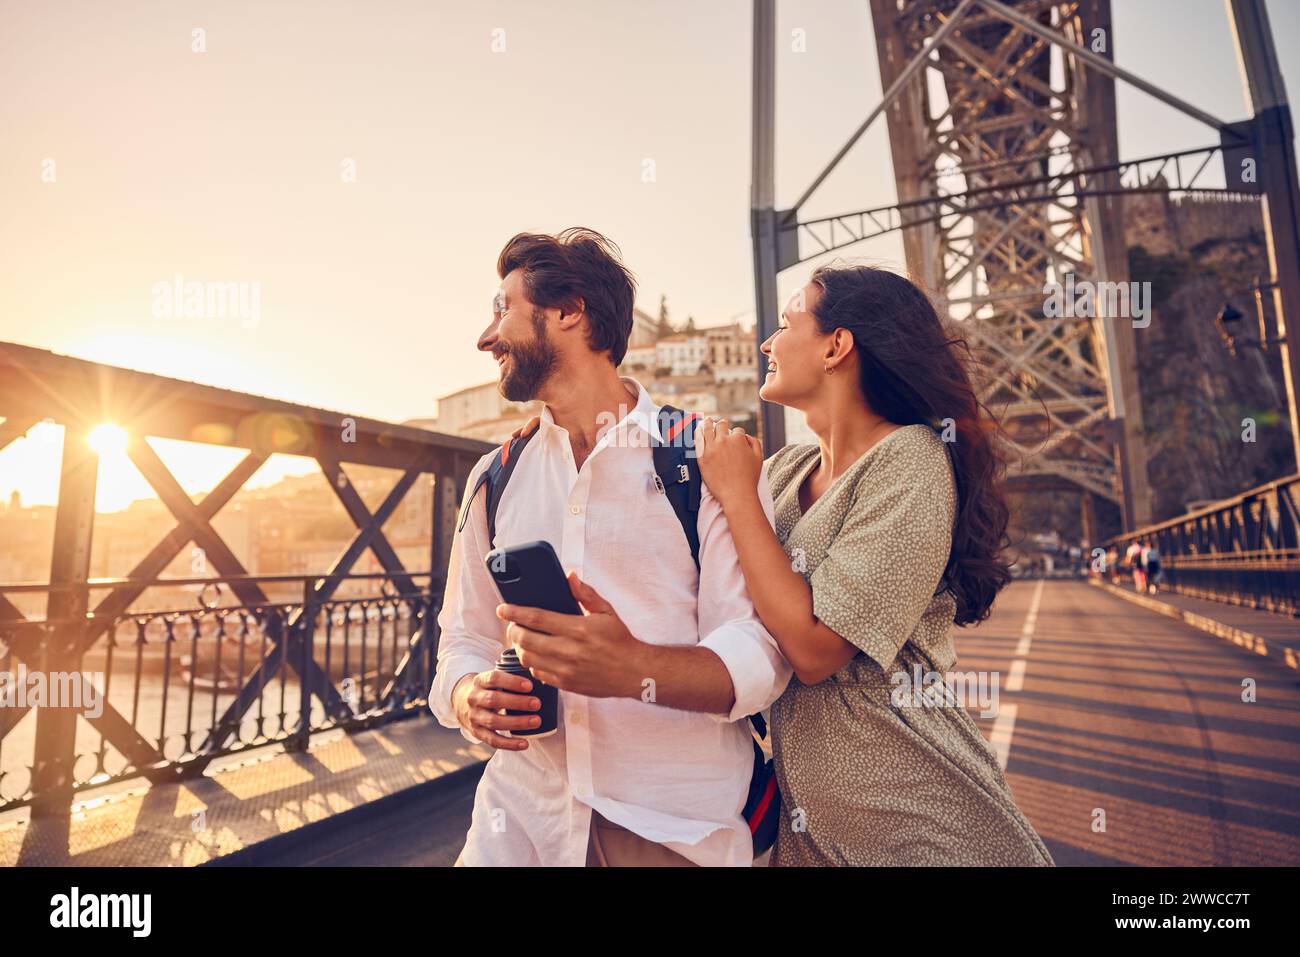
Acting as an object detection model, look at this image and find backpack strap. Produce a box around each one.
[455,416,542,548]
[650,404,703,569]
[651,408,770,748]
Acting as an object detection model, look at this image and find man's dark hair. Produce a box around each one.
[496,227,636,366]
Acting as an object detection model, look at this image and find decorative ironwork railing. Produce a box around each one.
[0,342,492,814]
[0,572,444,810]
[1105,474,1300,617]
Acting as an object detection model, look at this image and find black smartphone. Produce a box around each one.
[484,540,576,739]
[484,540,582,615]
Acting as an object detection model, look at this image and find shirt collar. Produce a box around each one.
[620,376,664,443]
[538,376,664,444]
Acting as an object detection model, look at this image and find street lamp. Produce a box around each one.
[1214,302,1246,358]
[1215,284,1288,359]
[1214,294,1284,408]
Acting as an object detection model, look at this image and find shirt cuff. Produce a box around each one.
[430,656,497,744]
[698,621,782,723]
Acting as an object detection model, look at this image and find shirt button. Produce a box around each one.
[569,504,581,515]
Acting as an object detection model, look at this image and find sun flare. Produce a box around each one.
[87,423,129,455]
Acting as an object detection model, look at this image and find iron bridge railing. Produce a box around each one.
[0,571,446,812]
[0,341,493,815]
[1105,474,1300,617]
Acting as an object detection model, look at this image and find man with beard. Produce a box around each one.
[430,227,790,866]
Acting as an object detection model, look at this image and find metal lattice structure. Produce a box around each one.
[0,342,490,814]
[867,0,1149,529]
[751,0,1300,536]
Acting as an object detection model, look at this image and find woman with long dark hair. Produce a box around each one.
[697,264,1053,866]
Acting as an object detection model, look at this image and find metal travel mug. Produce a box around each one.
[495,646,559,737]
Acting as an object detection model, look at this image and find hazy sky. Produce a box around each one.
[2,0,1297,427]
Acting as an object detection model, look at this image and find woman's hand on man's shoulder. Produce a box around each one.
[695,416,764,509]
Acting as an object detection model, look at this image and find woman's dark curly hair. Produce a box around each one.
[809,264,1012,625]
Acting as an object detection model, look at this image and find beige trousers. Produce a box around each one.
[452,808,698,866]
[584,808,698,867]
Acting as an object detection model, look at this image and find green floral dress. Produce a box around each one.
[765,426,1053,866]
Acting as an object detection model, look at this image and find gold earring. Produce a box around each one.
[824,364,834,375]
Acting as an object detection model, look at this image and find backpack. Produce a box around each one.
[456,403,781,857]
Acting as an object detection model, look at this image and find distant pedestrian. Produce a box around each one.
[1125,540,1145,593]
[1142,540,1162,595]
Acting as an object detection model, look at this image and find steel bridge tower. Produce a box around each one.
[752,0,1300,537]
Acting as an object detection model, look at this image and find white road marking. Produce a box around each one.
[995,578,1043,767]
[1014,578,1042,656]
[990,703,1018,770]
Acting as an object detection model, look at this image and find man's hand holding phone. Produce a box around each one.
[451,670,542,750]
[498,571,647,698]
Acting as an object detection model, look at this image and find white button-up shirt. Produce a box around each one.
[430,376,791,866]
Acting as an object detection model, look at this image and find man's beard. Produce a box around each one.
[497,310,558,402]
